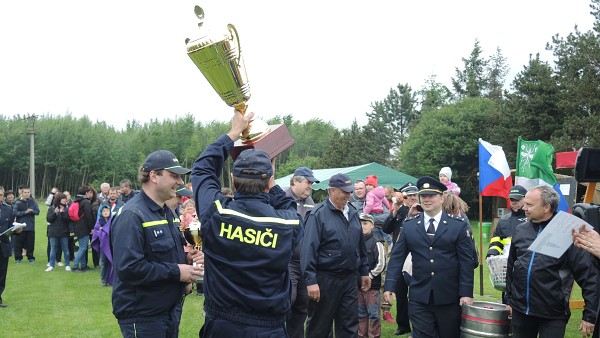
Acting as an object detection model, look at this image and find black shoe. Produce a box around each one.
[394,329,411,336]
[80,266,90,272]
[0,303,7,308]
[72,267,81,272]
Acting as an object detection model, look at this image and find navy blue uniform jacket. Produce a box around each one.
[384,212,474,305]
[300,199,369,285]
[192,134,303,321]
[110,191,187,319]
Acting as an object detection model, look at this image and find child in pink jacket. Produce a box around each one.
[363,175,390,214]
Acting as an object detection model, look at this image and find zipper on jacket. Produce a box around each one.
[525,225,543,315]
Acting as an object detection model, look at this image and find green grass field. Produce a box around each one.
[0,207,586,337]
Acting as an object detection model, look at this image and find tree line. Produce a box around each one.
[1,1,599,212]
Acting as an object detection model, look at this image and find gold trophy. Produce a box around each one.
[185,5,294,159]
[184,220,203,282]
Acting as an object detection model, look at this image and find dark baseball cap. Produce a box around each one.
[329,173,354,193]
[294,167,320,183]
[509,185,527,200]
[175,184,193,197]
[142,150,191,175]
[233,149,273,179]
[417,176,447,195]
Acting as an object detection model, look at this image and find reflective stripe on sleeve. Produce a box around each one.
[214,200,299,226]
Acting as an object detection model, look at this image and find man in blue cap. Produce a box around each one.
[301,173,371,337]
[192,110,303,337]
[111,150,204,338]
[285,166,319,338]
[383,176,475,338]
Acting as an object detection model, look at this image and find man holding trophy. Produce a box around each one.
[187,6,302,336]
[191,110,303,336]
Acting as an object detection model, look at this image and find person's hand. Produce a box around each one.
[178,264,202,284]
[383,291,396,305]
[505,305,512,318]
[187,248,205,277]
[579,320,594,337]
[226,109,254,142]
[184,283,193,295]
[26,208,34,214]
[459,297,473,306]
[307,284,320,302]
[572,225,600,258]
[408,203,421,217]
[361,276,371,292]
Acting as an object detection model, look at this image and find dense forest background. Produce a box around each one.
[1,1,599,212]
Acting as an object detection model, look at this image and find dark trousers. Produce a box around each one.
[306,272,359,338]
[118,308,181,338]
[0,254,8,303]
[511,309,567,338]
[396,274,411,332]
[14,231,35,260]
[286,260,308,338]
[408,298,461,338]
[200,315,287,338]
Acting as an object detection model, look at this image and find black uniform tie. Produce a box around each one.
[427,218,436,238]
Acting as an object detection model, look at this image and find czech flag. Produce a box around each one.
[479,139,513,198]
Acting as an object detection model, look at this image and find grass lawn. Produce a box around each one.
[0,207,587,337]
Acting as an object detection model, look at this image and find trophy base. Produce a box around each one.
[230,123,295,160]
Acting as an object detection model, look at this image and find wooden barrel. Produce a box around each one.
[460,301,512,337]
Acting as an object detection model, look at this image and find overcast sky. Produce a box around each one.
[0,1,594,130]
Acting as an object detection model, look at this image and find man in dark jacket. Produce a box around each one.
[192,110,302,337]
[0,187,15,307]
[284,166,319,338]
[383,176,475,338]
[381,182,418,335]
[301,173,370,337]
[506,185,598,337]
[12,185,39,263]
[111,150,202,338]
[487,185,528,258]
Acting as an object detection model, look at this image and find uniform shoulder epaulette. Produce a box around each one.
[404,215,418,222]
[448,213,466,222]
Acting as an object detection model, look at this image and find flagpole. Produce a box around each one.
[479,194,484,296]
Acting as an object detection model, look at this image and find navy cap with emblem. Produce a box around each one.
[329,173,354,193]
[294,167,320,183]
[143,150,191,175]
[233,149,273,179]
[508,185,527,200]
[417,176,447,195]
[175,184,193,197]
[400,182,419,195]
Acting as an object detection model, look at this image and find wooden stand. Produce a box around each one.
[230,123,295,160]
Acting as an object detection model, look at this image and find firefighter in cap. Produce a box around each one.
[192,110,303,337]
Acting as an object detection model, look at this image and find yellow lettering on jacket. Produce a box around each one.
[219,223,279,249]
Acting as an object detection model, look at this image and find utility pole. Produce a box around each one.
[27,115,37,198]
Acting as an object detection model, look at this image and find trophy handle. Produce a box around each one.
[227,23,248,114]
[227,24,241,63]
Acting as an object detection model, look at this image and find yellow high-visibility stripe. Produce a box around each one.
[173,218,181,223]
[490,236,501,242]
[142,220,168,228]
[215,200,299,225]
[489,245,503,254]
[500,237,512,245]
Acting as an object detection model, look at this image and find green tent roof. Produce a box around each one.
[275,162,418,191]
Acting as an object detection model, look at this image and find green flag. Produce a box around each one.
[515,136,557,185]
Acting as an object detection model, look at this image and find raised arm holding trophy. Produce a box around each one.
[185,5,294,160]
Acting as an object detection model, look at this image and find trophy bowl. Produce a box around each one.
[186,6,270,143]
